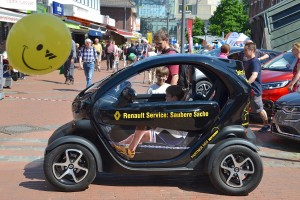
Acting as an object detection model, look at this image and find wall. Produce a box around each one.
[101,7,133,32]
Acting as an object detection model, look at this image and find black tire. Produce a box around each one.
[44,143,97,192]
[209,145,263,196]
[195,80,212,97]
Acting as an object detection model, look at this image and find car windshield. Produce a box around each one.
[262,52,296,72]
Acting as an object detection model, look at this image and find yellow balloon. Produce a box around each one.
[6,13,72,75]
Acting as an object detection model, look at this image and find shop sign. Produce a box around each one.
[52,1,64,16]
[1,0,37,11]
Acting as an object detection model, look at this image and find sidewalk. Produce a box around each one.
[0,61,300,199]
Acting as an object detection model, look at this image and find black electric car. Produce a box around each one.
[43,54,263,196]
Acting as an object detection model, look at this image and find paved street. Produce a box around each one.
[0,61,300,200]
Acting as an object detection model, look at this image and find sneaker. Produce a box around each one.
[258,125,270,133]
[112,144,135,158]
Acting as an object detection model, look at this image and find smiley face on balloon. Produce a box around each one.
[6,13,72,75]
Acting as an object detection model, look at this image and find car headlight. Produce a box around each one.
[262,80,289,90]
[282,106,300,113]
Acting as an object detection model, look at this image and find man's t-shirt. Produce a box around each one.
[147,83,170,94]
[161,48,179,84]
[238,50,266,68]
[245,57,262,95]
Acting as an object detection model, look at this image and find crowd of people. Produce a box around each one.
[64,37,163,87]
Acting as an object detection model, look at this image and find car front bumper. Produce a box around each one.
[272,110,300,140]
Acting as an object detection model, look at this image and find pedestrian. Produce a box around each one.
[78,38,98,88]
[288,42,300,92]
[112,45,121,73]
[202,44,214,53]
[243,42,270,133]
[75,43,80,63]
[174,43,180,53]
[238,39,269,67]
[135,40,144,60]
[122,42,129,67]
[153,29,179,85]
[126,43,137,65]
[105,40,115,71]
[62,39,76,85]
[147,46,158,84]
[93,38,102,72]
[219,44,230,59]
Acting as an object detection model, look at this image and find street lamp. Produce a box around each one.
[167,11,170,35]
[204,26,207,42]
[181,0,186,53]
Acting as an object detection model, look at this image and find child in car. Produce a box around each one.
[113,85,187,159]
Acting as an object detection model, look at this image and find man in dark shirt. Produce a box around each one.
[153,29,179,85]
[135,40,144,60]
[244,42,270,133]
[238,39,269,68]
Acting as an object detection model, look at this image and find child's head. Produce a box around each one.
[155,67,169,86]
[220,44,230,54]
[166,85,185,102]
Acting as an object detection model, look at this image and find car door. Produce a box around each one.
[98,99,219,132]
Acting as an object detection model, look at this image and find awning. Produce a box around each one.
[0,8,26,23]
[64,22,80,30]
[115,30,136,39]
[88,29,102,37]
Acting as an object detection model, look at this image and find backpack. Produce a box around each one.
[128,53,136,61]
[163,48,190,88]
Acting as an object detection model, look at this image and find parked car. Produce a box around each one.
[272,92,300,140]
[202,47,280,65]
[43,54,263,195]
[260,50,297,115]
[196,47,280,106]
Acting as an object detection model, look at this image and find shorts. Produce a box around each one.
[250,95,264,113]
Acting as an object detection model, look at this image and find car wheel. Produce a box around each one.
[195,80,212,97]
[209,145,263,196]
[44,143,97,192]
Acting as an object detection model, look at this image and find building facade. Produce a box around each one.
[249,0,300,51]
[138,0,219,44]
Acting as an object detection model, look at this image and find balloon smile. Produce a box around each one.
[22,45,52,71]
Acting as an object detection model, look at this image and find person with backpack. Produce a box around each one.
[154,29,179,85]
[78,38,98,87]
[126,43,137,65]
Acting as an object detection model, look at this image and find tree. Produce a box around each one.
[209,0,249,36]
[185,17,205,44]
[241,0,250,15]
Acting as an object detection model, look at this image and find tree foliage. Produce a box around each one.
[209,0,249,36]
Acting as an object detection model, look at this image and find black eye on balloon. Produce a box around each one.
[36,44,43,51]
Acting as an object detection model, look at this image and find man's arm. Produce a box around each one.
[257,50,269,61]
[248,72,258,84]
[170,74,179,85]
[78,57,83,70]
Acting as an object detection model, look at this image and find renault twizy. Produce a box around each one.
[43,54,263,195]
